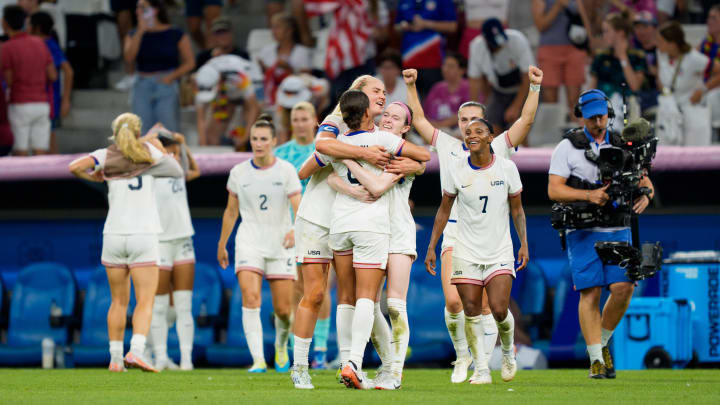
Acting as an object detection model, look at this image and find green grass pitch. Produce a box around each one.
[1,368,718,404]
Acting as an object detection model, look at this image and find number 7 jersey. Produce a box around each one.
[226,158,302,258]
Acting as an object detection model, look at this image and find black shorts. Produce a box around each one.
[111,0,136,12]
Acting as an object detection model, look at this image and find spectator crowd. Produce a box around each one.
[1,0,720,156]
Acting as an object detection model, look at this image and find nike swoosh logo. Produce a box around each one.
[461,184,471,188]
[242,184,251,187]
[500,263,508,267]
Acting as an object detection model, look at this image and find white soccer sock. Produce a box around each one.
[129,334,147,357]
[109,340,123,364]
[496,311,515,355]
[293,335,312,367]
[274,314,292,353]
[588,344,604,364]
[444,307,469,358]
[601,328,614,347]
[387,298,409,376]
[173,290,194,365]
[242,307,265,363]
[336,304,355,366]
[349,298,375,368]
[371,302,392,372]
[150,294,169,364]
[481,314,498,356]
[464,314,488,370]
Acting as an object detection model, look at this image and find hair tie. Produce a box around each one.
[389,101,412,125]
[121,123,129,129]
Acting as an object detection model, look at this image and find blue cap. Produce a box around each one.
[481,18,507,51]
[579,90,609,119]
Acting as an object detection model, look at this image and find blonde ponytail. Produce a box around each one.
[329,74,376,117]
[110,113,152,163]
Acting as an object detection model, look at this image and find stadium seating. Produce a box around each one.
[0,263,76,366]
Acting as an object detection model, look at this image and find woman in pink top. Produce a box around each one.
[423,52,472,132]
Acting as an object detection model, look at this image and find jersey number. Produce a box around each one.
[259,194,268,210]
[346,171,360,185]
[478,196,488,213]
[128,176,142,191]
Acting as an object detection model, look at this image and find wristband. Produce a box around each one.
[530,83,541,93]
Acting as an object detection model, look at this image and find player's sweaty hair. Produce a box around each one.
[110,113,152,164]
[339,90,370,131]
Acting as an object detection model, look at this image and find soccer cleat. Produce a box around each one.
[311,351,328,369]
[248,360,267,373]
[155,358,180,371]
[450,355,473,383]
[336,366,344,384]
[375,372,402,390]
[179,361,194,371]
[124,352,159,373]
[275,349,290,373]
[108,362,126,372]
[290,364,314,389]
[469,368,492,385]
[373,366,391,387]
[501,352,517,382]
[589,360,608,379]
[340,361,372,389]
[602,346,616,379]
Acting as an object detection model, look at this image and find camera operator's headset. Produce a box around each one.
[573,89,615,120]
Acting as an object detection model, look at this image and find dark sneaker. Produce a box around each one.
[589,360,607,379]
[602,346,616,379]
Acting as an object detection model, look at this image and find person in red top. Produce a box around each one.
[0,5,56,156]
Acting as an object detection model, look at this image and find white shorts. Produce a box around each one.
[8,102,51,152]
[101,234,159,269]
[295,217,333,264]
[440,220,458,256]
[389,224,416,260]
[158,237,195,270]
[451,256,515,286]
[235,247,297,280]
[329,231,389,270]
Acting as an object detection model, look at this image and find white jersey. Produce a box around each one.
[444,154,523,264]
[227,158,302,258]
[90,143,165,235]
[318,129,405,235]
[389,173,415,242]
[155,177,195,241]
[432,129,516,222]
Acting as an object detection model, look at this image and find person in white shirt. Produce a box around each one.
[148,126,201,372]
[217,115,303,374]
[425,117,529,385]
[68,112,184,374]
[404,65,542,383]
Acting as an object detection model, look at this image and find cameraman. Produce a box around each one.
[547,89,654,379]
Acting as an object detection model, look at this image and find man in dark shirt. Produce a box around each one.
[195,16,249,70]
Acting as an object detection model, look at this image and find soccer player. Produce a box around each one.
[217,116,303,373]
[403,66,542,383]
[149,127,200,371]
[68,112,184,373]
[425,117,529,384]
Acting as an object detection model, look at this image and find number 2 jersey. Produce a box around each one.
[226,158,302,258]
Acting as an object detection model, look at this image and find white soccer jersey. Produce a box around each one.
[227,158,302,258]
[155,177,195,241]
[389,173,415,251]
[90,143,165,235]
[432,129,516,222]
[320,129,405,235]
[444,154,523,264]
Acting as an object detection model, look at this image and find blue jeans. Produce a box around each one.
[566,228,633,291]
[132,75,180,135]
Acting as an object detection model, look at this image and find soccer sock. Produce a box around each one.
[481,314,498,356]
[293,335,312,367]
[336,304,355,366]
[464,314,488,370]
[129,334,147,357]
[601,328,614,347]
[150,294,169,365]
[387,298,409,376]
[242,307,265,364]
[371,302,392,372]
[109,340,123,364]
[497,311,515,355]
[173,290,194,365]
[444,307,469,358]
[313,317,330,352]
[349,298,375,368]
[588,344,604,364]
[274,313,292,353]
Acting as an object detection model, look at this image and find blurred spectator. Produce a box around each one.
[423,51,470,131]
[700,4,720,81]
[111,0,136,91]
[376,49,407,105]
[275,74,329,143]
[30,11,73,154]
[194,54,259,147]
[124,0,195,134]
[609,0,656,16]
[185,0,222,49]
[274,101,317,190]
[656,21,720,145]
[1,5,56,156]
[395,0,457,97]
[468,18,533,132]
[459,0,509,59]
[532,0,589,119]
[256,13,312,107]
[632,11,659,114]
[266,0,286,27]
[0,37,11,156]
[195,16,249,69]
[18,1,65,48]
[657,0,678,24]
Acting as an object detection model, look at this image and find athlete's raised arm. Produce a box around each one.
[506,66,543,148]
[424,192,456,276]
[403,69,437,145]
